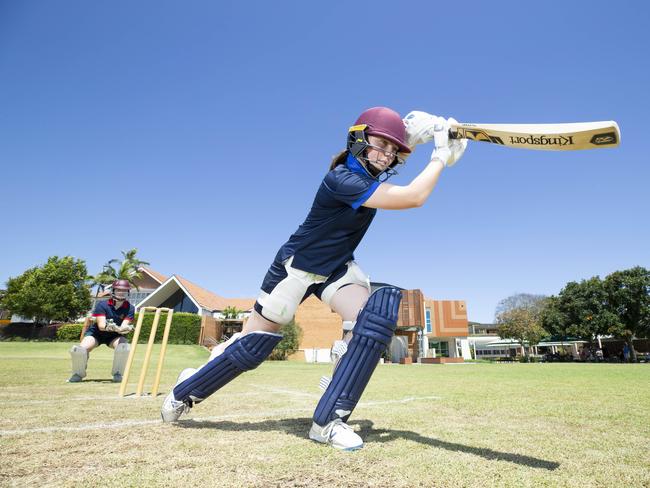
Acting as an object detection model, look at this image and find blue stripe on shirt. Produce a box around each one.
[351,180,380,209]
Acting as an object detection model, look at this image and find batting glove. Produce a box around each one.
[403,111,445,148]
[430,118,467,168]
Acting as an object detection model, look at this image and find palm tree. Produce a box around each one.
[89,248,150,294]
[222,306,243,319]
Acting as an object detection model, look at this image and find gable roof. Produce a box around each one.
[139,266,167,284]
[96,265,168,297]
[173,275,255,312]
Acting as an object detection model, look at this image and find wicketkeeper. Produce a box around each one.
[68,279,135,383]
[161,107,468,450]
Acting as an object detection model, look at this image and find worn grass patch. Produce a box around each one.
[1,342,648,487]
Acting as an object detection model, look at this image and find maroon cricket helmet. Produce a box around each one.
[111,279,131,301]
[353,107,411,154]
[112,279,131,291]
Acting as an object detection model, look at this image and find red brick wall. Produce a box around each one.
[294,295,342,348]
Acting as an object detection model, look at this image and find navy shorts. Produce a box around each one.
[84,326,122,346]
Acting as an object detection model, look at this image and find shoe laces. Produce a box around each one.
[322,419,352,440]
[171,398,191,414]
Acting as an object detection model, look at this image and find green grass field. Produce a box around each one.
[1,342,649,487]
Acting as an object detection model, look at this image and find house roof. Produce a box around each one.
[96,265,168,297]
[174,275,255,312]
[139,266,167,284]
[103,265,255,313]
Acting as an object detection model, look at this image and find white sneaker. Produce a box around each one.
[160,368,197,422]
[309,419,363,451]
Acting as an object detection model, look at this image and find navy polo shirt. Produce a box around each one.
[274,157,380,276]
[92,299,135,325]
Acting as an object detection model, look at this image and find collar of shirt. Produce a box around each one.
[107,299,130,309]
[346,152,375,179]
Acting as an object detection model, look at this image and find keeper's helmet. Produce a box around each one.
[111,279,131,302]
[347,107,411,181]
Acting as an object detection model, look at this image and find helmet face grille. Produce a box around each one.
[346,127,405,182]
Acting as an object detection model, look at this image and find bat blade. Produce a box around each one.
[449,121,620,150]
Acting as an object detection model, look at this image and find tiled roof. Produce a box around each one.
[96,266,168,297]
[139,266,167,284]
[175,275,255,312]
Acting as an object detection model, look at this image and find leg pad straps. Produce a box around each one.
[173,331,282,403]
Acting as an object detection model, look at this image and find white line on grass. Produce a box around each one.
[249,385,441,405]
[0,395,440,437]
[7,396,120,405]
[250,385,321,398]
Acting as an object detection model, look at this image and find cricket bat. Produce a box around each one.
[449,120,620,150]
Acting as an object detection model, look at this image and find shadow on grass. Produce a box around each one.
[355,419,560,470]
[176,417,560,470]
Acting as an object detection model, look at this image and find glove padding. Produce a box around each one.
[403,111,446,148]
[105,320,133,335]
[116,324,134,335]
[430,117,468,168]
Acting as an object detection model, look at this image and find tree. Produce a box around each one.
[222,306,243,319]
[1,256,91,323]
[495,293,547,318]
[540,277,619,343]
[603,266,650,361]
[89,248,150,293]
[494,293,549,357]
[269,320,303,360]
[496,307,546,357]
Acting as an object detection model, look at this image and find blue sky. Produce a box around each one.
[1,1,648,323]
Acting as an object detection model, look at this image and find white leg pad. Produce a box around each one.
[330,340,348,364]
[111,342,130,375]
[70,345,88,378]
[257,257,326,325]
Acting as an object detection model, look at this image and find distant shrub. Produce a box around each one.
[56,323,83,341]
[269,320,302,360]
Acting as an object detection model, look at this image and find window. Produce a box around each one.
[129,291,152,306]
[428,340,449,357]
[425,309,431,333]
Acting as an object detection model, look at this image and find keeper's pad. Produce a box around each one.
[70,345,88,378]
[173,331,282,404]
[111,342,130,375]
[313,287,401,426]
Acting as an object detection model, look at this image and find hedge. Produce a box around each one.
[54,312,202,344]
[128,311,201,345]
[0,322,62,341]
[56,323,83,341]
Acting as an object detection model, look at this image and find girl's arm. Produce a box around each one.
[363,158,446,210]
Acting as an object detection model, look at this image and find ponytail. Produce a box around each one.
[329,150,348,171]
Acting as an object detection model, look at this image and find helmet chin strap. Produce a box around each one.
[347,126,404,182]
[347,152,401,182]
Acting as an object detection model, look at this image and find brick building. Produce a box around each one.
[126,267,470,363]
